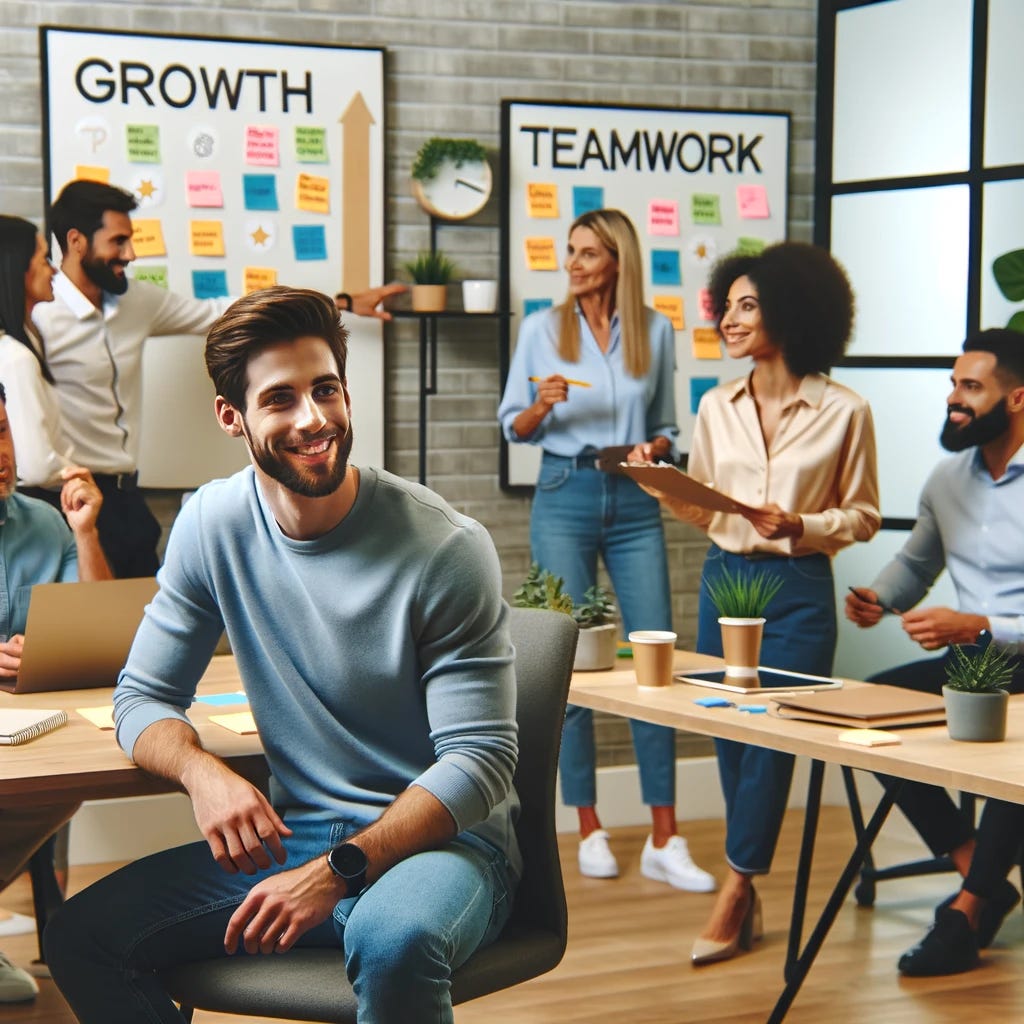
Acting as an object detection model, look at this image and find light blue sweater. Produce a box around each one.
[114,466,521,875]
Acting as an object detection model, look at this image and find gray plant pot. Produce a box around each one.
[942,685,1009,742]
[573,623,618,671]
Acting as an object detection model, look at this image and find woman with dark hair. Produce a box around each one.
[499,209,714,893]
[0,214,76,487]
[633,240,881,963]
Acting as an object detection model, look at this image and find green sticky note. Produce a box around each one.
[295,126,328,163]
[132,265,168,289]
[126,124,161,163]
[736,236,766,256]
[691,193,721,225]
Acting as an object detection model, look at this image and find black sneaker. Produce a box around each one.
[898,908,980,976]
[935,879,1020,948]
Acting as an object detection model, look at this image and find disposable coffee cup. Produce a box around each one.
[461,279,498,313]
[628,630,677,689]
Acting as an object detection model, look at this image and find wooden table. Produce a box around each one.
[569,650,1024,1022]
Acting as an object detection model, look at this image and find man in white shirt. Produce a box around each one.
[32,180,404,577]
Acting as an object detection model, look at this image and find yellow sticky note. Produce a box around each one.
[653,295,684,331]
[74,165,110,183]
[295,173,330,214]
[527,183,559,218]
[525,236,559,271]
[210,711,258,735]
[189,220,226,257]
[76,705,115,730]
[692,327,722,360]
[131,219,167,258]
[244,266,278,294]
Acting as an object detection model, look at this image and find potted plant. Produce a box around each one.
[704,566,783,679]
[942,642,1016,742]
[513,564,617,671]
[402,250,457,312]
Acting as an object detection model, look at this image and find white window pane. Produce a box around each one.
[984,0,1024,168]
[981,179,1024,331]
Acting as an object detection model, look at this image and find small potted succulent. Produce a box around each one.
[704,566,783,679]
[402,250,457,312]
[513,564,617,671]
[943,642,1016,742]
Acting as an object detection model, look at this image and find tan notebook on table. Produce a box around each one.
[770,685,946,729]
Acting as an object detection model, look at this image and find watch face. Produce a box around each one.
[412,157,492,220]
[329,843,368,878]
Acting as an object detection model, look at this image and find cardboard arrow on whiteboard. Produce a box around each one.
[339,92,375,293]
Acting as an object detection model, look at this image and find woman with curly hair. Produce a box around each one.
[633,240,881,964]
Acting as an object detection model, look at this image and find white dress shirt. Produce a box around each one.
[33,273,230,475]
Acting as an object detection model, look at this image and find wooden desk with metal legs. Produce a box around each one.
[569,650,1024,1023]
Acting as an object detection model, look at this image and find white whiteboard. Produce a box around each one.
[40,27,385,487]
[501,100,789,488]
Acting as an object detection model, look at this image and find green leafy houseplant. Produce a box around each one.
[411,137,487,182]
[402,250,458,285]
[512,563,573,617]
[704,566,784,619]
[573,585,615,629]
[944,642,1016,694]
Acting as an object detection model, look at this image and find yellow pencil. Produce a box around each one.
[529,376,592,388]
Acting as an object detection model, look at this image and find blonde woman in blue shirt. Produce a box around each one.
[499,208,714,892]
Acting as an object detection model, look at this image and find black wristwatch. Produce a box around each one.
[326,842,368,896]
[335,292,353,312]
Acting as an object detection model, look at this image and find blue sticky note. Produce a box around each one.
[690,376,719,414]
[738,704,768,714]
[651,249,681,286]
[293,224,327,261]
[694,696,733,708]
[243,174,278,211]
[573,185,604,218]
[192,269,229,299]
[523,298,554,318]
[195,691,248,707]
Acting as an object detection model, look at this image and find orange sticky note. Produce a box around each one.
[131,219,167,258]
[189,220,226,257]
[244,266,278,294]
[525,236,558,271]
[295,173,330,214]
[74,165,110,183]
[653,295,684,331]
[527,183,559,218]
[692,327,722,359]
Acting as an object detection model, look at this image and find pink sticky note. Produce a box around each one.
[698,288,715,322]
[185,170,223,208]
[246,125,280,167]
[737,185,770,219]
[647,199,679,236]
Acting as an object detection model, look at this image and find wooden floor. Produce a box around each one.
[3,807,1021,1023]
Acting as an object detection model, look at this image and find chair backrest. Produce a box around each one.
[164,604,578,1022]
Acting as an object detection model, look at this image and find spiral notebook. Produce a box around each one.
[0,708,69,745]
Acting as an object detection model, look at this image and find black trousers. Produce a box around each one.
[872,650,1024,877]
[22,479,161,579]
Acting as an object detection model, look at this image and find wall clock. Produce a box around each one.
[411,138,492,220]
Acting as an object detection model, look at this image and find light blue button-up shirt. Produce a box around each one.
[872,444,1024,653]
[498,305,679,457]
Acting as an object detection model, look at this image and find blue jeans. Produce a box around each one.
[43,819,514,1024]
[697,545,837,874]
[531,453,676,808]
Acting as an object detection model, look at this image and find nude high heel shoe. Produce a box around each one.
[691,886,762,966]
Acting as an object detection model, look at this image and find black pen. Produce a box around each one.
[847,586,898,615]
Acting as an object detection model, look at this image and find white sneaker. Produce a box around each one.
[0,952,39,1004]
[640,835,717,892]
[578,829,619,878]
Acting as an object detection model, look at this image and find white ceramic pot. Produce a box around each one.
[573,623,618,671]
[461,279,497,313]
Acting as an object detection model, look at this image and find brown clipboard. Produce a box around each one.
[617,462,754,514]
[770,685,946,729]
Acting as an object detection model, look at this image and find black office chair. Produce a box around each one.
[161,606,578,1022]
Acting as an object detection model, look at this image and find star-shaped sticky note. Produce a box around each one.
[137,179,158,199]
[250,224,270,246]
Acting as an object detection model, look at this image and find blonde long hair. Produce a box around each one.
[556,208,650,378]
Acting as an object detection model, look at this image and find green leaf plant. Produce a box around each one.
[411,137,487,182]
[944,642,1016,695]
[704,565,784,619]
[991,248,1024,333]
[402,250,458,285]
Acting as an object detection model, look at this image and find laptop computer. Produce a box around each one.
[2,577,159,694]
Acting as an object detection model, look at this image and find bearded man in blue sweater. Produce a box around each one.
[44,287,519,1024]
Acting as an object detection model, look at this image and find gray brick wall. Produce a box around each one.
[2,0,817,767]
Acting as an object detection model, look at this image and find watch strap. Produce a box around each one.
[335,292,352,311]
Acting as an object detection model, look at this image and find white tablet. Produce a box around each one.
[674,666,844,695]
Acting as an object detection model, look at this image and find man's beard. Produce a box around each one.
[940,399,1010,451]
[82,251,130,295]
[243,420,354,498]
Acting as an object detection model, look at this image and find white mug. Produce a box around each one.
[461,279,498,313]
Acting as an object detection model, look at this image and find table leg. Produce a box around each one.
[28,835,64,963]
[767,776,903,1024]
[785,759,824,982]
